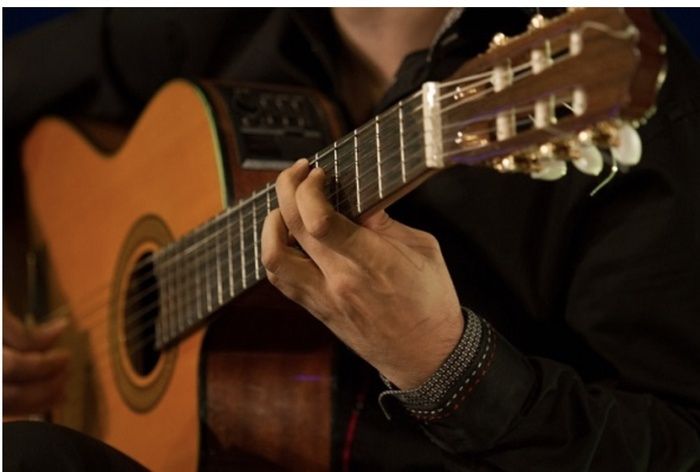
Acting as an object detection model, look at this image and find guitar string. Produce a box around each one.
[40,54,574,344]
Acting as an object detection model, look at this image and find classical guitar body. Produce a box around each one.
[23,80,337,471]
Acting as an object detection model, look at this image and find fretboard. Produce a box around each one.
[154,94,430,348]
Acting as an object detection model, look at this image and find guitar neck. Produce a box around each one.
[154,90,432,348]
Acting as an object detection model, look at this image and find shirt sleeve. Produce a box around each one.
[383,23,700,471]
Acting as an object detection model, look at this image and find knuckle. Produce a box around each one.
[261,246,282,274]
[329,275,357,298]
[275,167,291,189]
[306,212,332,239]
[266,269,281,286]
[417,231,440,251]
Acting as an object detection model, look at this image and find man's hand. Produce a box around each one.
[261,159,463,389]
[3,304,69,416]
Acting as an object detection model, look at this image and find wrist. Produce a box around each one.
[378,308,483,414]
[381,310,464,390]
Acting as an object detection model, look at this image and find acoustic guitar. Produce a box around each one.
[21,8,665,471]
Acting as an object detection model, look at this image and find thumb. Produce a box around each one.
[4,309,68,351]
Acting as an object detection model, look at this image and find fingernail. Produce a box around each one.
[295,158,309,167]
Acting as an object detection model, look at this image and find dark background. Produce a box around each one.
[3,8,700,59]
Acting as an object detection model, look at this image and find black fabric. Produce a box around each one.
[4,8,700,471]
[3,421,148,471]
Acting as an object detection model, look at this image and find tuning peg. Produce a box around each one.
[530,144,567,180]
[531,160,567,181]
[529,14,547,30]
[569,132,603,176]
[610,123,642,166]
[489,32,509,50]
[571,144,604,176]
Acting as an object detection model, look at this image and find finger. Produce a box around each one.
[261,208,323,291]
[3,372,67,416]
[362,210,437,248]
[276,158,311,239]
[3,346,70,382]
[296,167,374,260]
[3,310,68,352]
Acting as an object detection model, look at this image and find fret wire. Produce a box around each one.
[183,236,192,326]
[333,142,340,210]
[176,240,184,336]
[252,194,260,280]
[176,240,183,333]
[215,216,223,306]
[179,237,188,333]
[163,250,173,342]
[226,212,235,297]
[357,126,379,206]
[205,225,213,313]
[193,233,203,321]
[399,100,406,183]
[167,242,176,338]
[239,211,247,289]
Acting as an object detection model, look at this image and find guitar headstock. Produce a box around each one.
[432,8,666,182]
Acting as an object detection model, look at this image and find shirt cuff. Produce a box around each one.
[378,308,483,416]
[378,308,536,453]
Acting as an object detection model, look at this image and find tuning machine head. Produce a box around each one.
[568,130,604,176]
[489,32,509,50]
[529,143,568,181]
[529,14,547,30]
[610,123,643,166]
[593,121,643,167]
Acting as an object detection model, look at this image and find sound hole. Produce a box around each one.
[125,252,160,376]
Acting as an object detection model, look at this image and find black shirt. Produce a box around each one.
[5,8,700,471]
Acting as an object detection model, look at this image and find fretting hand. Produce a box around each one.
[261,159,463,389]
[3,302,69,416]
